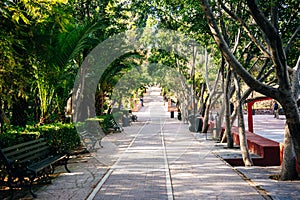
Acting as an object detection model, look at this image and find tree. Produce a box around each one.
[200,0,300,180]
[233,73,253,166]
[0,1,74,126]
[0,0,135,126]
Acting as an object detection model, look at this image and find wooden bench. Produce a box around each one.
[0,138,70,198]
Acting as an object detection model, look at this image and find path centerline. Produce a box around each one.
[88,102,174,199]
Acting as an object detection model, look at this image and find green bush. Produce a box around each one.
[36,123,81,151]
[99,115,114,133]
[0,132,39,148]
[0,123,81,151]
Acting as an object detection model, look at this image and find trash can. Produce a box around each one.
[196,117,203,132]
[170,111,174,118]
[122,116,130,126]
[188,115,202,132]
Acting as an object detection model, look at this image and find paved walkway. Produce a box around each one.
[9,87,299,200]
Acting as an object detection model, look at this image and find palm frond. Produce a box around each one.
[52,20,103,69]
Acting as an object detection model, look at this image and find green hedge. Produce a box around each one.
[35,123,81,151]
[0,123,81,151]
[0,132,39,148]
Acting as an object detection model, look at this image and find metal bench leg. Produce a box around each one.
[64,156,71,173]
[64,164,71,173]
[99,140,103,148]
[29,176,37,198]
[9,185,14,200]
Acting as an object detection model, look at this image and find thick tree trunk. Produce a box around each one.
[73,65,97,123]
[280,124,298,180]
[237,112,253,166]
[280,96,300,180]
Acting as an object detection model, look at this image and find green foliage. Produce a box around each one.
[0,123,80,151]
[35,123,80,151]
[0,132,39,149]
[0,0,130,127]
[1,0,298,134]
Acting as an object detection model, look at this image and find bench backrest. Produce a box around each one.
[0,138,53,165]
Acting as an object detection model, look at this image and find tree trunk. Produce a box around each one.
[11,97,27,127]
[198,83,206,116]
[224,69,233,148]
[218,100,226,141]
[73,64,96,123]
[202,54,224,133]
[177,68,190,124]
[0,99,3,134]
[202,99,211,133]
[280,96,300,180]
[234,73,253,166]
[280,124,298,180]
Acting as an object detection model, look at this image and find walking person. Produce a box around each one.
[273,101,279,119]
[140,97,144,107]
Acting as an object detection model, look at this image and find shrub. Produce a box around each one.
[0,123,81,151]
[0,132,39,148]
[36,123,81,151]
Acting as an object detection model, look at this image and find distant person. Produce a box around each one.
[163,93,167,105]
[273,101,279,119]
[140,97,144,107]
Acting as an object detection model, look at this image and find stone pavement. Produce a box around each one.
[5,87,300,200]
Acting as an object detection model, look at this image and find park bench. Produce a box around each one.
[128,110,138,122]
[122,110,138,126]
[0,138,70,198]
[102,116,123,133]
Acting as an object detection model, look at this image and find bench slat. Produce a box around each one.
[28,154,65,173]
[0,138,70,198]
[12,146,52,163]
[2,138,46,152]
[4,141,48,158]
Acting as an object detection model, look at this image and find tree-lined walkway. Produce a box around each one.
[14,87,299,200]
[88,87,265,200]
